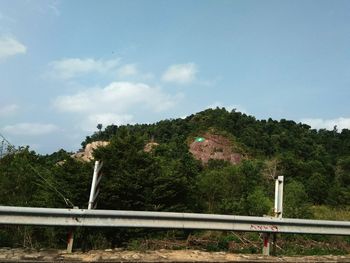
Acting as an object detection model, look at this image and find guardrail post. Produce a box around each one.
[66,206,78,253]
[272,176,284,255]
[66,230,74,253]
[262,233,270,256]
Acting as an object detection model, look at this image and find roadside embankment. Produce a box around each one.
[0,248,349,262]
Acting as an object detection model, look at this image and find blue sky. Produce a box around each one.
[0,0,350,153]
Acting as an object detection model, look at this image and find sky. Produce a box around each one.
[0,0,350,154]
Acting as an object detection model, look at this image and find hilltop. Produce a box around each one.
[81,107,350,208]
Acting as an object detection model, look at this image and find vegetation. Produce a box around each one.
[0,108,349,254]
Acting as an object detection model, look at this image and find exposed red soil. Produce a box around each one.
[189,133,243,165]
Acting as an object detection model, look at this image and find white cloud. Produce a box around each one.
[0,104,19,116]
[117,64,138,77]
[54,81,178,113]
[2,123,59,136]
[300,117,350,131]
[82,113,134,132]
[49,58,120,79]
[53,81,182,131]
[162,63,198,84]
[207,102,248,114]
[0,36,27,60]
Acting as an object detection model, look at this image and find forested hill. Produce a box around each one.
[82,107,350,209]
[84,107,350,161]
[1,107,350,212]
[0,107,350,248]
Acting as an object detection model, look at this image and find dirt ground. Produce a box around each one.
[0,248,349,262]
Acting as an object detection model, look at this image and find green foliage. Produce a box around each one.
[306,173,328,204]
[1,107,350,251]
[93,129,199,212]
[284,180,312,218]
[93,131,160,211]
[328,157,350,205]
[197,160,272,216]
[245,187,272,216]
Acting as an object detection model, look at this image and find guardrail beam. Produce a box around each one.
[0,206,349,236]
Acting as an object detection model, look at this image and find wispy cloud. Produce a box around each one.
[49,57,120,79]
[0,104,19,116]
[117,64,138,78]
[0,36,26,60]
[162,63,198,84]
[0,12,16,23]
[48,1,61,16]
[29,0,61,17]
[300,117,350,131]
[2,123,59,136]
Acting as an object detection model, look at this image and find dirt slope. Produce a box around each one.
[189,133,243,165]
[71,141,109,162]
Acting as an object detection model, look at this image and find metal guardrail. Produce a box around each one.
[0,206,349,235]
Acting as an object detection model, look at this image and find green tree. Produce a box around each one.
[245,187,272,216]
[97,123,103,133]
[327,157,350,206]
[306,172,328,205]
[0,148,41,206]
[284,180,311,218]
[197,169,229,213]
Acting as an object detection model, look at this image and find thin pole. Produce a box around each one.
[88,161,100,210]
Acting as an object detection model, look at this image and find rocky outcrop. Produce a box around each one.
[71,141,109,162]
[144,142,159,153]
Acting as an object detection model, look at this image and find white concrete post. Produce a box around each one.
[274,176,284,218]
[263,176,284,256]
[272,176,284,255]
